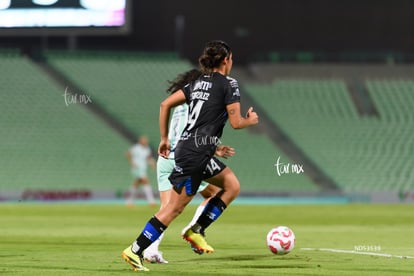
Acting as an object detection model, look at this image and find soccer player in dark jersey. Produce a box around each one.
[121,40,259,272]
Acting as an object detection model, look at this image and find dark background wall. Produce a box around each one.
[128,0,414,63]
[2,0,414,64]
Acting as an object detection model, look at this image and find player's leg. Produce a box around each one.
[154,186,195,224]
[182,157,236,254]
[181,184,220,234]
[143,190,170,263]
[126,178,139,206]
[182,165,240,254]
[122,190,193,271]
[140,175,156,206]
[122,153,206,269]
[203,166,240,205]
[143,156,175,263]
[124,182,194,256]
[181,183,221,254]
[197,166,240,230]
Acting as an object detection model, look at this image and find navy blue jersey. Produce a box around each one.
[180,72,240,143]
[168,72,241,195]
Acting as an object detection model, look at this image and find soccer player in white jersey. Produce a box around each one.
[126,136,156,206]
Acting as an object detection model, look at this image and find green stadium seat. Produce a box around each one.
[244,78,414,193]
[5,49,411,198]
[0,53,132,198]
[45,51,192,145]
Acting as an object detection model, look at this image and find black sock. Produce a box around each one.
[192,196,227,234]
[132,216,167,256]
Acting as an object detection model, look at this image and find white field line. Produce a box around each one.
[300,248,414,259]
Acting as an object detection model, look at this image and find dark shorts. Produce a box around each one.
[168,156,226,196]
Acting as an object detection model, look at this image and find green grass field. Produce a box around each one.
[1,203,413,275]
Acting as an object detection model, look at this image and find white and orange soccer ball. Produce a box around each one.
[266,226,295,255]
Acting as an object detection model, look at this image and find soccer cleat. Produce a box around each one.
[181,225,207,254]
[191,246,206,255]
[182,228,214,255]
[181,225,191,237]
[143,251,169,264]
[121,246,150,272]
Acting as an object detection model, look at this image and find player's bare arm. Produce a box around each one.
[227,102,259,129]
[158,89,186,158]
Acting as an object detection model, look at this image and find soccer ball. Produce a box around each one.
[266,226,295,255]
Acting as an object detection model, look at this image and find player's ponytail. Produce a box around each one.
[166,69,202,94]
[199,40,231,74]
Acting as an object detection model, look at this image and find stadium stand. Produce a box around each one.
[0,51,133,199]
[365,80,414,190]
[6,50,412,200]
[244,74,414,193]
[45,51,192,145]
[220,125,319,194]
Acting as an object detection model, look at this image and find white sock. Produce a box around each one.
[145,233,164,256]
[142,184,155,204]
[181,205,205,235]
[186,205,205,230]
[132,241,140,254]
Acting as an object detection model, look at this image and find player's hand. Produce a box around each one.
[246,107,259,126]
[158,139,170,159]
[215,145,235,159]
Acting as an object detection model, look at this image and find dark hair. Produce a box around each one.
[166,69,202,93]
[166,40,231,94]
[198,40,231,73]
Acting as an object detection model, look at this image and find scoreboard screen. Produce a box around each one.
[0,0,130,35]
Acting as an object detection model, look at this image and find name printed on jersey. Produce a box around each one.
[190,91,210,101]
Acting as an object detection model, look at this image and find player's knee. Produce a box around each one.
[200,185,221,199]
[230,184,240,199]
[225,178,240,199]
[229,176,240,194]
[168,202,187,217]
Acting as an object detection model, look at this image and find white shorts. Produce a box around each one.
[131,167,147,179]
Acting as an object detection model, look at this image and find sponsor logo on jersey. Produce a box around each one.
[227,77,239,88]
[193,80,212,91]
[233,88,240,97]
[180,131,191,140]
[174,165,184,174]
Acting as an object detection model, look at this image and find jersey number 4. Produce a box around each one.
[187,100,204,131]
